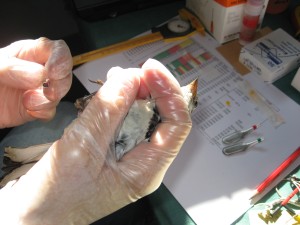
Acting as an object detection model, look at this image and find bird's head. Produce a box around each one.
[181,79,198,114]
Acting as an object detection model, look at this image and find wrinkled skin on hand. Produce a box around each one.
[0,59,192,225]
[0,37,73,128]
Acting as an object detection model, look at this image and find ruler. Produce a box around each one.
[73,8,205,66]
[73,32,164,66]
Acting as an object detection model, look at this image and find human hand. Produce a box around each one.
[0,37,72,128]
[0,59,192,225]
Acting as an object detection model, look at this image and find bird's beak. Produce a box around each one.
[181,79,198,114]
[190,79,198,103]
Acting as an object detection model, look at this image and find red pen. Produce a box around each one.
[281,186,299,206]
[250,146,300,199]
[271,184,299,216]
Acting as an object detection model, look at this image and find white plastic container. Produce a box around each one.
[239,28,300,83]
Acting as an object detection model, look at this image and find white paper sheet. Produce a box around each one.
[73,32,300,225]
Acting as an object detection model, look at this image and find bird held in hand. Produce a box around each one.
[0,78,198,188]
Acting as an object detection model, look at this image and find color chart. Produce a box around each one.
[153,39,214,84]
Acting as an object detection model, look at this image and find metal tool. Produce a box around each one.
[222,124,260,144]
[222,137,264,156]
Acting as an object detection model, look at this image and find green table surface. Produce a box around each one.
[76,1,187,51]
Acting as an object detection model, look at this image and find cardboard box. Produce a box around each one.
[186,0,269,44]
[239,28,300,83]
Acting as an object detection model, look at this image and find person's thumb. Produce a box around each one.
[0,57,45,89]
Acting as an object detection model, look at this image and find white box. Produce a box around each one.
[186,0,269,44]
[291,67,300,92]
[239,28,300,83]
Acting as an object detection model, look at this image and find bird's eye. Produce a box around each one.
[194,101,198,108]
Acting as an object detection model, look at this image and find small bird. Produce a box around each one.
[0,79,198,187]
[75,79,198,160]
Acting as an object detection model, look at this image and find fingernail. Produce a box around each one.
[142,58,162,69]
[142,58,172,77]
[142,58,179,85]
[107,66,123,80]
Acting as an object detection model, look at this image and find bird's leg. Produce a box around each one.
[74,79,104,113]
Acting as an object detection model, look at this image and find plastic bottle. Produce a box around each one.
[239,0,264,45]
